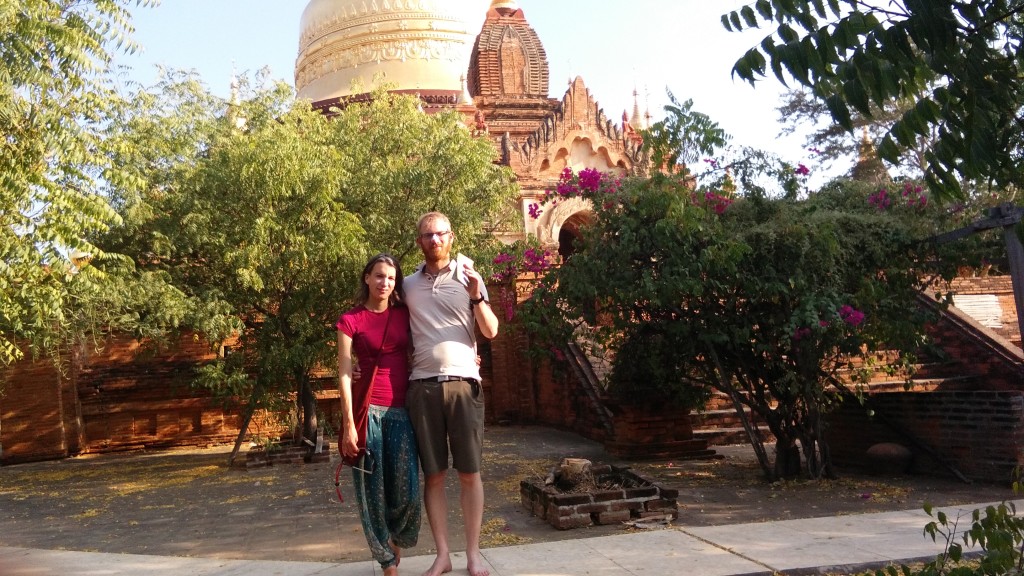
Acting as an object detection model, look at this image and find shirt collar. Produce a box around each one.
[418,259,456,276]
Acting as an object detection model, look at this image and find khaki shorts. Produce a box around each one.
[406,378,484,475]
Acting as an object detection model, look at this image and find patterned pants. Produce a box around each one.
[351,405,421,570]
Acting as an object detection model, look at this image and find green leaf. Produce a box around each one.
[730,11,743,31]
[741,5,758,27]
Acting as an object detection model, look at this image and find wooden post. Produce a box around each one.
[935,202,1024,347]
[1001,216,1024,342]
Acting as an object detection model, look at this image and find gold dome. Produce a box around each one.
[295,0,490,105]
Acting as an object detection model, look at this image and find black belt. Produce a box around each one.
[413,375,478,384]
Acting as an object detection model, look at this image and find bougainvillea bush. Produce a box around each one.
[520,169,972,481]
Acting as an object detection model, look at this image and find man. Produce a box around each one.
[404,211,498,576]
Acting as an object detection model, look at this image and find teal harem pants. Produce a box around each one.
[351,405,421,570]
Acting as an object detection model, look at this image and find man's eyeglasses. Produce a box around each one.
[418,230,452,241]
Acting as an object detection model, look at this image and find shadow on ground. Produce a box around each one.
[0,425,1013,563]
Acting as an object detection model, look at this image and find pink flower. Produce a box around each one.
[795,164,810,176]
[578,168,603,192]
[528,202,543,219]
[840,305,865,327]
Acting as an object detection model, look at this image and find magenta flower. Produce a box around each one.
[528,202,543,219]
[840,305,865,327]
[578,168,603,192]
[795,164,810,176]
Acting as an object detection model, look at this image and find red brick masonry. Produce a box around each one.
[519,465,679,530]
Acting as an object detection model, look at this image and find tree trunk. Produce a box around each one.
[706,347,774,479]
[774,437,803,479]
[297,374,318,457]
[227,402,256,467]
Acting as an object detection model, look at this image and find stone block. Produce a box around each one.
[624,486,658,498]
[594,509,631,525]
[644,498,676,511]
[550,493,593,506]
[576,502,611,514]
[865,442,913,475]
[591,489,625,502]
[610,500,644,512]
[551,513,592,530]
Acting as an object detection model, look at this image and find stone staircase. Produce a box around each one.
[687,352,982,447]
[562,280,1020,455]
[690,394,771,446]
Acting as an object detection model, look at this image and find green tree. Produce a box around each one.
[641,91,812,200]
[777,88,928,178]
[99,78,518,460]
[323,89,519,259]
[725,0,1024,200]
[521,169,963,480]
[641,90,730,173]
[0,0,158,373]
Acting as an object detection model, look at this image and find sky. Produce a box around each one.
[117,0,821,176]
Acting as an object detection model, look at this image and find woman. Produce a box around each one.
[337,253,419,576]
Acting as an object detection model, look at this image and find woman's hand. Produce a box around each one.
[340,422,359,459]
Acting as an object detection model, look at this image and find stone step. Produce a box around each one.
[691,407,758,429]
[694,426,773,447]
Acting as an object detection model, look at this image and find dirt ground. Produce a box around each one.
[0,425,1014,563]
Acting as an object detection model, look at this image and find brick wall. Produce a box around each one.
[948,276,1020,346]
[921,292,1024,391]
[73,334,240,454]
[0,349,70,463]
[0,333,299,464]
[484,281,613,444]
[827,391,1024,483]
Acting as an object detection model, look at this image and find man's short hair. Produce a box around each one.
[417,211,450,232]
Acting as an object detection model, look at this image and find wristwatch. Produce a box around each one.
[470,295,486,307]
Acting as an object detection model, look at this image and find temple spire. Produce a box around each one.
[630,87,643,129]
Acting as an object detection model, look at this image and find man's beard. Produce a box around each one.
[423,244,451,265]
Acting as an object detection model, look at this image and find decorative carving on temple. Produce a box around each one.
[534,196,594,246]
[297,37,466,90]
[468,2,549,97]
[299,1,451,50]
[296,0,486,102]
[500,132,512,165]
[510,76,644,179]
[472,109,489,136]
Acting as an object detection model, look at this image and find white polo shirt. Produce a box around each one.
[404,259,489,381]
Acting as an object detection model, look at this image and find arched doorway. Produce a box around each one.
[558,211,591,260]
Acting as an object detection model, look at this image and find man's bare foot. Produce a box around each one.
[467,551,490,576]
[421,553,452,576]
[383,566,398,576]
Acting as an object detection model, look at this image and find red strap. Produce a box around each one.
[334,460,345,502]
